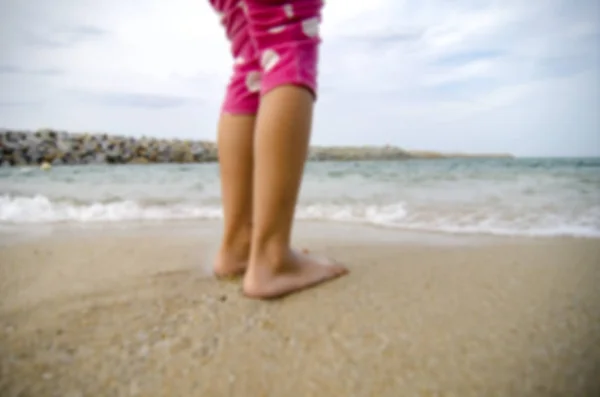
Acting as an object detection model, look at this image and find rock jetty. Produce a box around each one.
[0,129,218,166]
[0,128,513,167]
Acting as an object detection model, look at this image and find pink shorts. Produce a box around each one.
[210,0,323,114]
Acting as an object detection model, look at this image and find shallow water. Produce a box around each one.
[1,158,599,237]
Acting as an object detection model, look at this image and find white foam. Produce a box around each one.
[1,194,599,238]
[0,194,222,223]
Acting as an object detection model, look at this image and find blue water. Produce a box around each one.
[1,158,599,237]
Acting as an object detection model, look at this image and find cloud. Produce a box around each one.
[0,100,42,108]
[0,0,598,156]
[73,91,203,109]
[0,64,63,75]
[341,31,424,46]
[433,50,504,67]
[19,25,108,48]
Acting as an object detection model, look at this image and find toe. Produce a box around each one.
[333,264,349,276]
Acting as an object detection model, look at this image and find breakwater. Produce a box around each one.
[0,128,512,166]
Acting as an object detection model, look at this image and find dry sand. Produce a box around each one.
[1,222,599,396]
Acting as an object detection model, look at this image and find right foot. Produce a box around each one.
[243,249,348,299]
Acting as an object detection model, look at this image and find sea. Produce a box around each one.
[1,158,599,238]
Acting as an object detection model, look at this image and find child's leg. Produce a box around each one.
[210,1,260,277]
[243,0,348,299]
[215,114,255,278]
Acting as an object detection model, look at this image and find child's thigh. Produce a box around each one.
[211,0,262,113]
[244,0,323,98]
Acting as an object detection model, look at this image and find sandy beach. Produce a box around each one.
[1,221,599,396]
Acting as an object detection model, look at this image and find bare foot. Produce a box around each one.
[214,247,314,279]
[243,249,348,299]
[214,248,248,279]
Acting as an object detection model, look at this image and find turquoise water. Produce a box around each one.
[1,158,599,237]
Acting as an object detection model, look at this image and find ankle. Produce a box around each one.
[221,226,251,259]
[249,236,289,270]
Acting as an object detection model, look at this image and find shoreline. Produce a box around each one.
[2,219,598,247]
[1,222,599,395]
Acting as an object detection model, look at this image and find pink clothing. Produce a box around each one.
[210,0,323,114]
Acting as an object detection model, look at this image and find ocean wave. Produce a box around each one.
[1,194,599,238]
[0,195,223,223]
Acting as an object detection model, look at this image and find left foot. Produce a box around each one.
[214,230,251,278]
[214,248,248,279]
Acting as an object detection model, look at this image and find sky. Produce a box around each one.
[0,0,598,157]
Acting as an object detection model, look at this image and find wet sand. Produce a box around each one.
[1,222,599,396]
